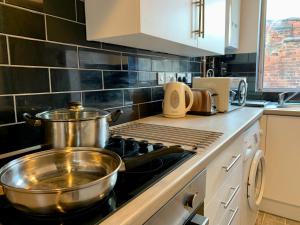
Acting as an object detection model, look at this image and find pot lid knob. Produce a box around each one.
[68,102,84,111]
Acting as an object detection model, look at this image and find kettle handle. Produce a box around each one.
[184,84,194,113]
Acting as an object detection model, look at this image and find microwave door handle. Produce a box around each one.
[186,214,209,225]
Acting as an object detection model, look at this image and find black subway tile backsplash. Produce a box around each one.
[0,0,201,152]
[0,4,45,39]
[138,72,158,87]
[124,88,151,105]
[79,48,121,70]
[0,123,42,153]
[6,0,76,21]
[122,54,152,71]
[46,16,100,48]
[0,96,15,125]
[83,90,124,109]
[76,0,86,23]
[16,93,81,122]
[109,105,139,126]
[50,69,102,92]
[0,66,49,94]
[0,35,8,64]
[9,37,78,67]
[139,101,163,119]
[103,71,138,89]
[152,87,164,101]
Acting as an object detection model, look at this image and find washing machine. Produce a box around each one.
[241,122,266,225]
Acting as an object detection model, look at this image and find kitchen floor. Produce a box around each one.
[256,211,300,225]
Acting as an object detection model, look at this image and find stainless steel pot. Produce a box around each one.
[23,102,122,148]
[0,146,184,214]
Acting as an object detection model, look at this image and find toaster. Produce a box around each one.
[186,88,217,116]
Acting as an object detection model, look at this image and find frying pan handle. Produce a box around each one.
[122,145,185,171]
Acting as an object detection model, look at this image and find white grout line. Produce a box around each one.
[0,2,85,26]
[6,36,11,65]
[0,86,163,97]
[44,14,48,40]
[101,71,105,89]
[48,68,52,93]
[74,0,78,22]
[12,95,17,123]
[0,145,42,159]
[0,121,25,128]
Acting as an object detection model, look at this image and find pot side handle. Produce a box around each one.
[122,145,185,171]
[23,113,42,127]
[110,109,123,122]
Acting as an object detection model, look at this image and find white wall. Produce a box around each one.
[237,0,260,53]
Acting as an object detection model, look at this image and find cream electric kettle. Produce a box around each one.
[163,82,194,118]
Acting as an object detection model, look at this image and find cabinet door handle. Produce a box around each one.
[221,185,240,209]
[225,208,239,225]
[201,0,205,38]
[192,0,204,38]
[222,154,241,172]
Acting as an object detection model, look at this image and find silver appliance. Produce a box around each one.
[144,169,208,225]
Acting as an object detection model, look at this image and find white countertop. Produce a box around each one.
[264,104,300,117]
[100,107,263,225]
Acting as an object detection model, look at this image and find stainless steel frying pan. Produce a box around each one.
[0,146,183,214]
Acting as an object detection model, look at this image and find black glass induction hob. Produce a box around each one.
[0,136,195,225]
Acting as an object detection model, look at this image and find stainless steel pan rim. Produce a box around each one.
[0,148,122,194]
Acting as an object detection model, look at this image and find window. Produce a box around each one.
[257,0,300,91]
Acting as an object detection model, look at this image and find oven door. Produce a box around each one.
[144,170,209,225]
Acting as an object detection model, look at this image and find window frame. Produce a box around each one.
[256,0,300,92]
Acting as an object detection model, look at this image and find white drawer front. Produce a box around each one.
[219,191,241,225]
[206,135,243,200]
[205,161,242,225]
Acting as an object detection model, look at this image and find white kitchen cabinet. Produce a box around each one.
[85,0,226,57]
[261,115,300,221]
[204,130,243,225]
[225,0,241,51]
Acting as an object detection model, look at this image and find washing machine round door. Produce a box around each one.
[247,149,266,211]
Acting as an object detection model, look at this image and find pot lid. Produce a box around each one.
[36,102,110,121]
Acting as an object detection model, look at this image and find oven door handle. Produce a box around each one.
[186,214,209,225]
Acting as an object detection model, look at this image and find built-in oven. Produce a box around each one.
[144,169,208,225]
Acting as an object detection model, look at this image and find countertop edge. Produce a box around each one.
[100,109,263,225]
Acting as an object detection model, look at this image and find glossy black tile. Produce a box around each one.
[227,63,256,73]
[124,88,151,105]
[122,54,152,71]
[152,87,164,101]
[51,69,102,92]
[171,60,188,72]
[5,0,76,20]
[5,0,43,11]
[79,48,121,70]
[0,123,42,153]
[109,105,139,126]
[188,62,201,73]
[151,58,172,72]
[44,0,76,20]
[0,35,8,64]
[0,67,49,94]
[0,96,15,125]
[16,93,81,122]
[102,43,138,54]
[9,37,78,67]
[139,101,163,118]
[0,4,45,39]
[139,72,157,87]
[76,0,85,23]
[83,90,123,109]
[103,71,138,89]
[46,16,100,48]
